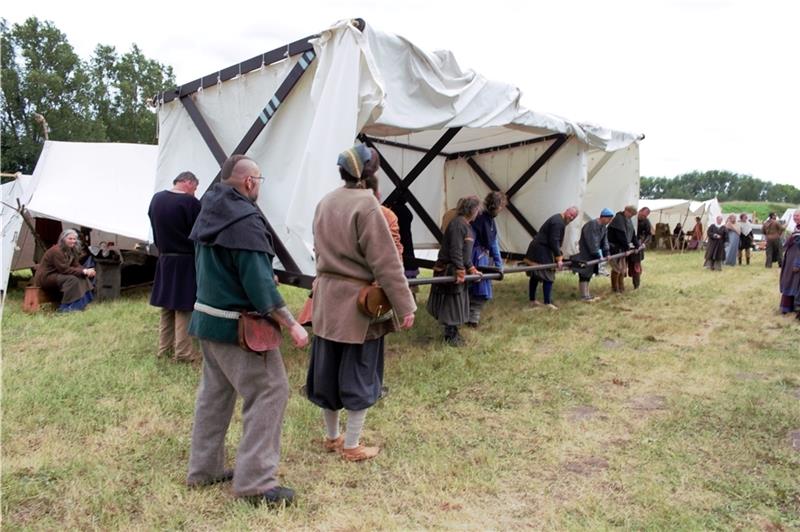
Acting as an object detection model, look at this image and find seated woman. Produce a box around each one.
[33,229,96,312]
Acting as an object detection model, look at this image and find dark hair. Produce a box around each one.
[456,196,482,218]
[221,155,252,181]
[339,166,361,185]
[362,174,379,195]
[483,191,506,217]
[173,171,198,185]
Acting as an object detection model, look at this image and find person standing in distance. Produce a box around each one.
[148,171,202,362]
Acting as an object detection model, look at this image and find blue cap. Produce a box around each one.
[600,208,614,217]
[337,143,372,179]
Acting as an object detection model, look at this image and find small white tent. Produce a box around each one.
[6,140,158,273]
[155,19,642,285]
[639,198,721,237]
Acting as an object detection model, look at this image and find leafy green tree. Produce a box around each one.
[641,170,799,203]
[1,17,175,174]
[1,18,101,173]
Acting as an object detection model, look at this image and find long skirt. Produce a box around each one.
[724,232,740,266]
[427,283,469,326]
[306,336,384,411]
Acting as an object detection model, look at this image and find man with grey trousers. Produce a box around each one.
[185,154,308,506]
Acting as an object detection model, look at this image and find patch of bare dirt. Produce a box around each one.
[602,338,622,349]
[563,456,609,475]
[565,405,602,422]
[629,395,668,411]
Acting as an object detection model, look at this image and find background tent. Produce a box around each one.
[639,198,721,237]
[1,174,34,304]
[8,140,158,272]
[155,19,642,286]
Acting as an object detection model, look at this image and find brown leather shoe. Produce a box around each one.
[323,435,344,453]
[340,444,380,462]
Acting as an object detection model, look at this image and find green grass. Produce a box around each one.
[2,252,799,530]
[721,201,795,221]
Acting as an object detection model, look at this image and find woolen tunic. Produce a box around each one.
[187,184,284,344]
[311,187,416,344]
[571,219,609,279]
[427,216,474,325]
[704,224,727,263]
[33,245,93,304]
[525,213,566,282]
[148,190,201,311]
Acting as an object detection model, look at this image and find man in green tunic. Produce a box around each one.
[185,154,308,507]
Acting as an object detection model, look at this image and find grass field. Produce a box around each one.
[2,251,799,530]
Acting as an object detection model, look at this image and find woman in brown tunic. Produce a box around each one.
[33,229,96,311]
[306,144,416,462]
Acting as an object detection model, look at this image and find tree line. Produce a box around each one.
[1,17,175,174]
[641,170,800,204]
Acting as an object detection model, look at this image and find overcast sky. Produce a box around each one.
[4,0,799,188]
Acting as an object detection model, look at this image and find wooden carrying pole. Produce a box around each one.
[407,247,644,287]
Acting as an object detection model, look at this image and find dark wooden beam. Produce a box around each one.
[179,96,228,166]
[447,132,564,160]
[382,127,461,207]
[360,137,445,243]
[159,35,317,103]
[506,134,568,199]
[466,157,538,238]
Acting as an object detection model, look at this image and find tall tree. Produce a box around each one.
[1,17,175,174]
[1,18,101,173]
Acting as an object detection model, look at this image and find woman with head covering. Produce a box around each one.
[33,228,96,311]
[306,144,416,462]
[467,191,506,327]
[704,215,726,271]
[779,210,800,319]
[427,195,482,345]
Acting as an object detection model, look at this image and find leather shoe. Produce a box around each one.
[187,469,234,488]
[323,435,344,453]
[245,485,296,507]
[340,444,380,462]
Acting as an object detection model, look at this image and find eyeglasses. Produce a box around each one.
[248,175,265,182]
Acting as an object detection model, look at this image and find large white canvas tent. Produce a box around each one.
[6,141,158,274]
[638,198,722,237]
[155,19,642,287]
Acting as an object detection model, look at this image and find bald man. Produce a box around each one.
[525,206,578,309]
[186,154,308,507]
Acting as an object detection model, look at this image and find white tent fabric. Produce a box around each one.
[7,141,158,273]
[782,208,797,233]
[28,141,158,241]
[1,174,34,304]
[155,20,642,273]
